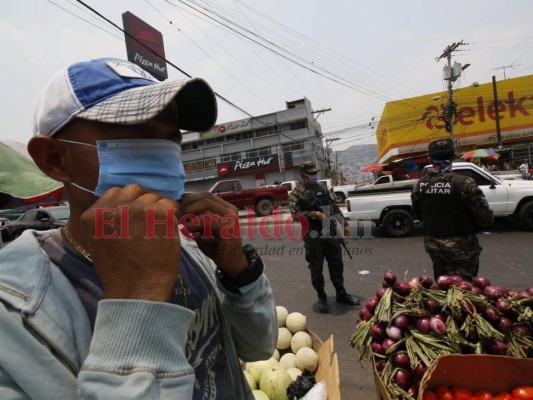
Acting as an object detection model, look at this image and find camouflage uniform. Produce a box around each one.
[411,167,494,281]
[289,181,348,296]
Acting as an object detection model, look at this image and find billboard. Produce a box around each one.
[376,74,533,163]
[217,155,280,177]
[122,12,168,81]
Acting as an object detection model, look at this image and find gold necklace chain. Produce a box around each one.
[61,226,188,307]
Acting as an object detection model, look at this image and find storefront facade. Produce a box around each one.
[181,98,330,192]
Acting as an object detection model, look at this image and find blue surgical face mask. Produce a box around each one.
[58,139,186,200]
[307,174,320,183]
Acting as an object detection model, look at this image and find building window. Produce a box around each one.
[242,132,253,140]
[289,120,307,130]
[221,152,242,162]
[282,141,304,152]
[246,147,272,159]
[255,125,279,138]
[183,158,216,174]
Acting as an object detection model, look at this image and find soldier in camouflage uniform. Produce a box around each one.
[289,161,360,313]
[411,139,494,281]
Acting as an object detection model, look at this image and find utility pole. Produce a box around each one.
[492,75,503,148]
[325,137,339,180]
[436,41,468,144]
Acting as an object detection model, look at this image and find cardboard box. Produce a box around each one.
[372,354,533,400]
[308,331,341,400]
[417,354,533,399]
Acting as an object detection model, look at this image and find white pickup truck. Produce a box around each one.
[355,175,418,192]
[343,162,533,237]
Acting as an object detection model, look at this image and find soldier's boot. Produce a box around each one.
[335,287,361,306]
[316,289,329,313]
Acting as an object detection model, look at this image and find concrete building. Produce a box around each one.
[182,98,330,191]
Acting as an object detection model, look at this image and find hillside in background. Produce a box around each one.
[334,144,378,184]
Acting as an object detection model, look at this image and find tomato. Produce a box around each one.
[423,390,438,400]
[436,386,454,400]
[492,393,515,400]
[474,391,493,400]
[513,386,533,400]
[452,386,473,400]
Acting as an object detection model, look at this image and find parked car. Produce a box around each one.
[209,179,289,216]
[0,217,10,242]
[8,205,70,239]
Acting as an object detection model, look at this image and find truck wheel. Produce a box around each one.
[334,192,346,203]
[517,201,533,230]
[255,199,274,216]
[381,209,413,237]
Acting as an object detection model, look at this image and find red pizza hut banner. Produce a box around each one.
[218,155,280,177]
[122,11,168,81]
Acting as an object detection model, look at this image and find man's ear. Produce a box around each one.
[27,136,71,183]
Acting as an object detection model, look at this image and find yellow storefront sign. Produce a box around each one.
[377,74,533,163]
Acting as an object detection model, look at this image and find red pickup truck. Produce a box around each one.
[209,179,289,216]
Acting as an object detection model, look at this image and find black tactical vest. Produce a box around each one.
[417,173,478,236]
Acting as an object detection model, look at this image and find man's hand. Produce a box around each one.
[80,184,181,302]
[179,193,248,278]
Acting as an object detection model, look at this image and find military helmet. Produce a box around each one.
[300,161,319,174]
[428,138,455,161]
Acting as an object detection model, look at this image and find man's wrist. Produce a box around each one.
[216,245,264,293]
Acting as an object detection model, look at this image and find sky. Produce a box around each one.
[2,0,533,152]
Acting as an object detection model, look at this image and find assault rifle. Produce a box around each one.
[330,217,353,260]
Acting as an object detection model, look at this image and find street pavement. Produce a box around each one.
[239,208,533,399]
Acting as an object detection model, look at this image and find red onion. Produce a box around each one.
[433,313,446,323]
[394,294,406,304]
[413,363,427,380]
[495,299,512,314]
[436,275,453,290]
[394,282,411,297]
[392,370,412,390]
[448,275,463,285]
[513,324,532,338]
[487,339,508,355]
[517,291,531,299]
[407,384,418,398]
[365,297,380,314]
[472,276,491,290]
[376,288,387,299]
[416,317,431,334]
[359,307,373,321]
[527,287,533,295]
[392,352,410,369]
[409,277,420,287]
[498,316,513,332]
[483,307,501,323]
[423,298,440,314]
[471,286,482,295]
[386,325,403,341]
[369,324,386,340]
[419,274,433,288]
[381,338,396,351]
[507,290,518,298]
[370,341,385,355]
[458,281,473,291]
[375,359,387,371]
[383,271,397,287]
[429,317,446,335]
[392,315,410,330]
[483,285,505,300]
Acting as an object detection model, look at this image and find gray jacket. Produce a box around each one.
[0,229,277,399]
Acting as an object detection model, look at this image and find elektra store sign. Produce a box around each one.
[218,155,280,177]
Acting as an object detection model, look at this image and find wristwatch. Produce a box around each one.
[216,244,264,293]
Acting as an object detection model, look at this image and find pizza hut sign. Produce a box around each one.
[217,119,250,134]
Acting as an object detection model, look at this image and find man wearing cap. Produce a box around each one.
[289,161,360,313]
[411,139,494,281]
[0,58,277,399]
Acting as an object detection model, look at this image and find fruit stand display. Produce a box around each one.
[350,272,533,400]
[243,306,340,400]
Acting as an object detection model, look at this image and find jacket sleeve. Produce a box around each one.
[79,300,197,399]
[461,178,494,228]
[216,274,278,362]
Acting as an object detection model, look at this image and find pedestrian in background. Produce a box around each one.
[411,139,494,282]
[289,161,360,313]
[0,58,277,399]
[519,159,531,180]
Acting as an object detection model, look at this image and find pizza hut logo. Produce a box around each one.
[218,125,226,133]
[218,164,230,176]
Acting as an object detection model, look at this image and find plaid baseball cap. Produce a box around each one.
[33,58,217,136]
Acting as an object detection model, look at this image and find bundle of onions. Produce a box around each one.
[350,271,533,400]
